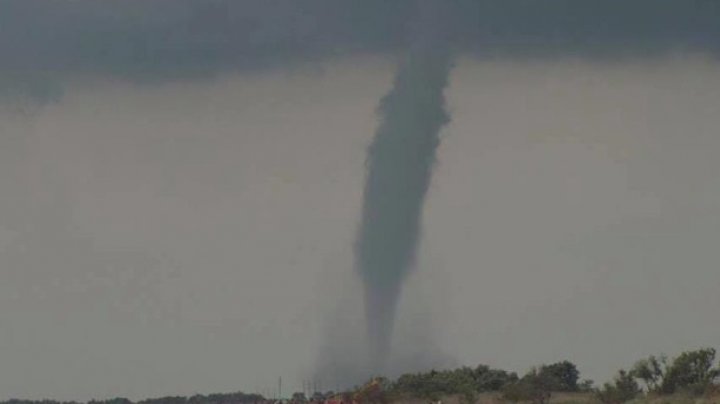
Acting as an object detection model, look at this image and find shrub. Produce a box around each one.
[472,365,519,392]
[501,368,555,404]
[595,370,641,404]
[631,354,667,393]
[661,348,719,395]
[538,361,581,392]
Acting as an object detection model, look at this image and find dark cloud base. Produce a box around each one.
[1,0,717,85]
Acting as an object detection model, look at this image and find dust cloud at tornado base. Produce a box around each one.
[1,54,720,399]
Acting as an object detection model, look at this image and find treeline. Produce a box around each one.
[2,392,266,404]
[3,347,719,404]
[346,347,720,403]
[596,347,720,404]
[359,360,590,403]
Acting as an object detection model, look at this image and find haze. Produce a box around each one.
[2,53,719,400]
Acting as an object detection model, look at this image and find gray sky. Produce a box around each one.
[2,53,719,401]
[2,0,720,401]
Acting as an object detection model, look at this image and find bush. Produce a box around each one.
[538,361,581,392]
[661,348,719,395]
[501,368,555,404]
[473,365,519,392]
[391,364,520,400]
[595,370,641,404]
[631,355,667,393]
[578,379,595,392]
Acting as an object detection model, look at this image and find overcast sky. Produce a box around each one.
[1,1,720,401]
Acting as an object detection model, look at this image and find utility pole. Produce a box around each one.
[278,376,282,400]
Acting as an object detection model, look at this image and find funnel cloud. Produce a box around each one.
[356,1,454,372]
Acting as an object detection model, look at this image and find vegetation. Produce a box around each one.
[2,348,718,404]
[501,368,553,403]
[631,348,720,396]
[630,355,667,393]
[595,370,642,404]
[379,348,718,403]
[2,393,265,404]
[392,365,516,402]
[659,347,718,395]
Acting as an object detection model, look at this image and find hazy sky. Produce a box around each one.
[1,1,720,401]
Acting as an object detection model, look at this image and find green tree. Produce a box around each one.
[631,354,667,393]
[538,361,580,392]
[502,368,554,404]
[661,348,719,395]
[578,379,595,392]
[595,369,641,404]
[473,365,518,391]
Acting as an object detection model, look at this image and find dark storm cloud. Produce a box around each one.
[1,0,718,102]
[0,0,409,77]
[1,0,718,79]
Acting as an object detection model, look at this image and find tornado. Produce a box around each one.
[356,1,454,372]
